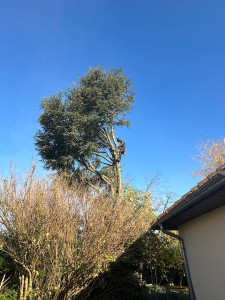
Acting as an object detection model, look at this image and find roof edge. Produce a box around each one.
[152,171,225,230]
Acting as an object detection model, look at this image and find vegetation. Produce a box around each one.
[140,232,185,286]
[0,67,188,299]
[77,230,186,300]
[144,288,190,300]
[0,288,18,300]
[193,138,225,177]
[0,166,151,299]
[35,66,135,196]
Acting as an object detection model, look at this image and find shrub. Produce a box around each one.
[0,166,152,299]
[0,288,17,300]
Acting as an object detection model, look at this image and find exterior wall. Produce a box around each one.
[178,205,225,300]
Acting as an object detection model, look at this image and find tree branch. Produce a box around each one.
[111,126,118,148]
[82,159,112,186]
[97,150,113,160]
[93,152,113,164]
[103,128,115,153]
[86,182,102,194]
[100,161,112,167]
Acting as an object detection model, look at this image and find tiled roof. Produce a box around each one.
[152,163,225,229]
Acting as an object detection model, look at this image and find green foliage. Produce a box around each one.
[146,288,190,300]
[76,230,186,300]
[0,253,18,299]
[123,183,156,219]
[76,181,185,299]
[35,66,135,191]
[76,273,190,300]
[0,253,16,277]
[139,231,185,286]
[0,288,17,300]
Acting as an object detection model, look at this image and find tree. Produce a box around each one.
[35,67,135,196]
[139,231,185,286]
[193,138,225,177]
[0,166,151,299]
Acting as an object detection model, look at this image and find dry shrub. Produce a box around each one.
[0,166,151,299]
[193,138,225,178]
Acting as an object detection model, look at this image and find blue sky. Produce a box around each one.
[1,0,225,199]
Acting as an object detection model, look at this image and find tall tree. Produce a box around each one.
[35,67,135,196]
[193,138,225,178]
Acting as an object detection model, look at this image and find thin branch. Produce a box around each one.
[111,126,118,148]
[83,159,112,186]
[99,129,107,140]
[103,128,115,153]
[100,161,112,167]
[86,182,102,194]
[1,249,30,274]
[93,152,113,164]
[97,150,113,160]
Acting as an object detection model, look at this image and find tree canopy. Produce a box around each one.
[193,138,225,177]
[35,67,135,195]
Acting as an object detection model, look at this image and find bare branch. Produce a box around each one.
[83,158,112,186]
[0,166,152,298]
[93,152,113,164]
[103,127,115,153]
[86,182,102,194]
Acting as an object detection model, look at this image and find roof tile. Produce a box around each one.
[155,163,225,224]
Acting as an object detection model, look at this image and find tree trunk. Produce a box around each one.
[19,275,24,299]
[114,161,122,198]
[19,270,33,300]
[139,262,143,284]
[155,265,157,285]
[24,276,28,298]
[28,272,33,300]
[179,272,183,287]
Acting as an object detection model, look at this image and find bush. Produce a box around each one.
[0,288,17,300]
[0,166,152,299]
[147,290,190,300]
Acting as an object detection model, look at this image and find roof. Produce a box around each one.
[152,164,225,230]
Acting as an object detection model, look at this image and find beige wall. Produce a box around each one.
[178,205,225,300]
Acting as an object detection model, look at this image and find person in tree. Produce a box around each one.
[117,138,126,161]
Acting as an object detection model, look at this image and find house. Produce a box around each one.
[151,164,225,300]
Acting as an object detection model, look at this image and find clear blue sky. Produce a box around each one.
[1,0,225,199]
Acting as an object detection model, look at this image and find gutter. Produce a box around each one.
[159,224,196,300]
[153,174,225,230]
